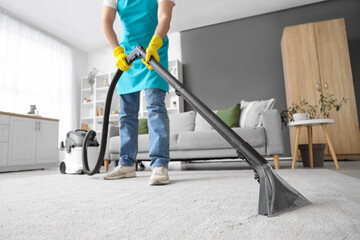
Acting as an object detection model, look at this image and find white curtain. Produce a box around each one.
[0,8,76,142]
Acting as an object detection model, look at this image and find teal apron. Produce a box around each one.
[117,0,169,95]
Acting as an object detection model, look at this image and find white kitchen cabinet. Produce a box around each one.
[0,112,59,172]
[0,114,9,166]
[0,143,7,166]
[8,117,37,166]
[36,120,59,164]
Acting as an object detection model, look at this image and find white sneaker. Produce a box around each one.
[149,167,170,185]
[104,165,136,180]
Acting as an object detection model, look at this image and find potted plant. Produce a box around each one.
[316,88,348,118]
[88,67,99,93]
[280,100,316,129]
[281,88,348,126]
[281,88,348,167]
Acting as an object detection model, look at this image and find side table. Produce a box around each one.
[288,119,340,170]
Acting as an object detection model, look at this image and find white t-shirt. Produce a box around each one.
[103,0,176,10]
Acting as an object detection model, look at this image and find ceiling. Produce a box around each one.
[0,0,325,53]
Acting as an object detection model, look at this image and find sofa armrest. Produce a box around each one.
[104,125,119,161]
[262,109,285,155]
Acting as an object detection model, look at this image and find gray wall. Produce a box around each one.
[180,0,360,158]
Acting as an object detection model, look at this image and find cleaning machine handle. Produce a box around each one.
[82,46,310,217]
[128,46,268,167]
[83,45,266,175]
[128,46,310,217]
[82,47,146,176]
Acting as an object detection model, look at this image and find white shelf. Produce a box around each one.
[96,87,109,91]
[82,102,94,105]
[80,71,119,133]
[82,117,93,120]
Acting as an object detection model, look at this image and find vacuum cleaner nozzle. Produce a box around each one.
[256,163,311,217]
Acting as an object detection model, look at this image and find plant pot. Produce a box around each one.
[293,113,310,121]
[298,143,326,167]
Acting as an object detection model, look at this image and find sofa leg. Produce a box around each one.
[104,160,110,172]
[273,154,280,170]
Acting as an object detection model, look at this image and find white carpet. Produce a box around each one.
[1,168,360,240]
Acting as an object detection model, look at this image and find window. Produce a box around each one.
[0,8,76,141]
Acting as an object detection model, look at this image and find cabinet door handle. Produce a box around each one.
[324,82,328,89]
[38,122,41,131]
[35,121,41,131]
[316,82,319,89]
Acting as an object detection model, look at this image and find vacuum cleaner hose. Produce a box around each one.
[82,48,142,175]
[82,69,123,175]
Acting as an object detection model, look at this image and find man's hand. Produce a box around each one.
[142,34,163,70]
[114,46,131,71]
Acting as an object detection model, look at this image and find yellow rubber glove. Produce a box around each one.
[113,46,131,71]
[142,34,163,70]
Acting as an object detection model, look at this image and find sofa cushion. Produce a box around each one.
[177,127,265,150]
[194,111,217,131]
[169,111,196,134]
[109,133,179,154]
[239,99,275,128]
[138,118,148,134]
[216,103,240,128]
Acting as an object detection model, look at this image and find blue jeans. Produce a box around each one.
[118,88,170,169]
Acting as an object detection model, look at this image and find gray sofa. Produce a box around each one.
[104,108,285,169]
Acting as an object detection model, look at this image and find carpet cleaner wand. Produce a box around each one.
[82,46,311,217]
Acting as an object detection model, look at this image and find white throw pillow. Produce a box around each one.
[194,110,217,131]
[239,99,276,128]
[168,111,196,134]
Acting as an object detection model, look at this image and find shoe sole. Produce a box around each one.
[104,172,136,180]
[149,179,170,185]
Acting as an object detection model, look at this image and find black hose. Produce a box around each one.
[81,46,146,175]
[82,69,123,175]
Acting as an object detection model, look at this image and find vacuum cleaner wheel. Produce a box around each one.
[60,162,66,174]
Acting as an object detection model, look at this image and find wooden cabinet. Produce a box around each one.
[281,18,360,159]
[0,112,59,172]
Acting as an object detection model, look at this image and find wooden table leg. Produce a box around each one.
[273,154,280,170]
[321,124,340,170]
[104,160,110,172]
[292,126,301,169]
[307,126,314,168]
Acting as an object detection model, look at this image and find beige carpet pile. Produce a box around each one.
[1,168,359,239]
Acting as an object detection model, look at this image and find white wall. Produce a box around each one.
[72,47,88,129]
[58,46,86,160]
[87,47,114,74]
[168,32,182,62]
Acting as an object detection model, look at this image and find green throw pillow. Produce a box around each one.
[216,103,241,128]
[138,118,148,134]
